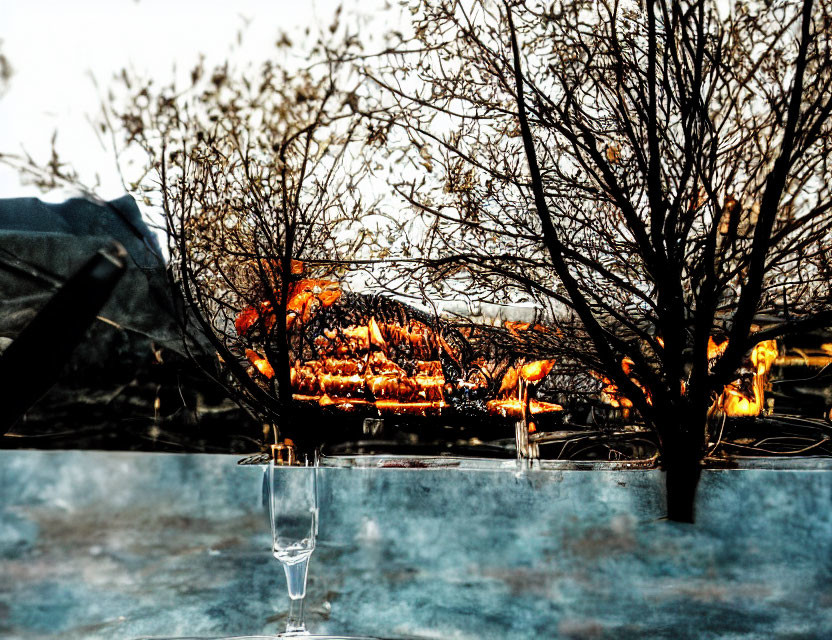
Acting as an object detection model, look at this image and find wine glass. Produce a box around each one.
[139,457,385,640]
[264,461,318,637]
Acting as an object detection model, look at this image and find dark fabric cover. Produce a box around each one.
[0,195,163,270]
[0,195,253,450]
[0,194,181,354]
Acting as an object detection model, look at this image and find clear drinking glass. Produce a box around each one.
[264,462,318,636]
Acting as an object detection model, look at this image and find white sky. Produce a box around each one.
[0,0,734,200]
[0,0,376,201]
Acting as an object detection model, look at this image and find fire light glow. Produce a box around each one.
[592,337,779,418]
[235,278,564,420]
[716,339,778,417]
[246,349,275,379]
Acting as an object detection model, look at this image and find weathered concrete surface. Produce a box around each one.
[1,450,831,639]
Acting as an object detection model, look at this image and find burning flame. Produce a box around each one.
[236,279,561,421]
[236,279,342,337]
[236,302,275,336]
[504,321,549,336]
[487,360,562,421]
[708,335,729,361]
[592,336,778,417]
[246,349,275,379]
[596,373,634,409]
[485,397,563,419]
[592,356,650,411]
[519,359,556,382]
[715,339,778,417]
[236,279,495,418]
[236,276,785,426]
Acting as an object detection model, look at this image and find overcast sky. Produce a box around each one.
[0,0,375,201]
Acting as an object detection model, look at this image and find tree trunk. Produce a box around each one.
[661,411,705,523]
[663,447,702,523]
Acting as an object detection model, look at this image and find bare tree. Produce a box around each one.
[106,50,387,432]
[359,0,832,520]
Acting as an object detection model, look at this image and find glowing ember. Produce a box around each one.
[235,301,275,336]
[708,335,728,361]
[375,399,446,416]
[597,375,634,409]
[519,360,556,382]
[486,398,563,419]
[236,281,562,421]
[246,349,275,379]
[713,339,778,417]
[504,321,548,336]
[592,357,649,410]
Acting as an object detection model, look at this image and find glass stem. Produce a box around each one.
[282,556,310,634]
[285,595,306,634]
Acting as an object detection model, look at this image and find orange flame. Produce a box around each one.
[236,279,342,336]
[236,301,276,336]
[236,284,564,421]
[519,360,556,382]
[708,335,729,361]
[490,359,562,421]
[504,321,548,336]
[592,356,649,410]
[593,337,778,416]
[715,339,778,417]
[239,284,450,417]
[246,349,275,379]
[596,374,634,409]
[486,397,563,419]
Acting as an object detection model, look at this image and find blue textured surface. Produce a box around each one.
[1,450,832,639]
